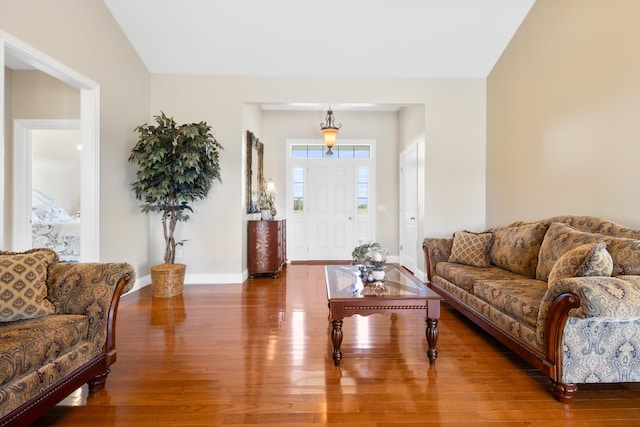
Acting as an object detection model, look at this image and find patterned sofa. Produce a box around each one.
[0,249,134,426]
[423,215,640,403]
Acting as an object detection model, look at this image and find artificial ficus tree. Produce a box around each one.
[129,112,223,264]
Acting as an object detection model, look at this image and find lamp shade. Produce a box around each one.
[321,128,338,148]
[265,179,277,195]
[320,108,341,150]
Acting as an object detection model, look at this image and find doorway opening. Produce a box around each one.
[13,120,81,261]
[1,31,100,260]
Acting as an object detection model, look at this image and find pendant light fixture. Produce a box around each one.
[320,107,342,157]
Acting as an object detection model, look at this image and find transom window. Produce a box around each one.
[291,145,371,159]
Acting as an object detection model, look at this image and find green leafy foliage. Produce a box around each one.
[351,241,381,265]
[128,112,223,264]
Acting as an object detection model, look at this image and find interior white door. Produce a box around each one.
[400,143,418,272]
[306,160,354,260]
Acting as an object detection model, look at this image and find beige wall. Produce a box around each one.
[398,105,425,153]
[2,0,487,284]
[11,70,80,118]
[1,0,151,289]
[487,0,640,228]
[151,75,487,279]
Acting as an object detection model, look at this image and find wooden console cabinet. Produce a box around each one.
[248,219,286,278]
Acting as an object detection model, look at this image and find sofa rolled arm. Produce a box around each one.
[46,262,136,351]
[423,237,453,282]
[536,275,640,348]
[548,276,640,318]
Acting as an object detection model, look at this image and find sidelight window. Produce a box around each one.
[358,167,368,213]
[293,167,304,213]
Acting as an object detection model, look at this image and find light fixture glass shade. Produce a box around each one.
[320,107,341,152]
[321,128,338,148]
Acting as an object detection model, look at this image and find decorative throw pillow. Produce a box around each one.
[548,242,613,286]
[489,222,549,278]
[0,248,58,322]
[537,222,640,280]
[448,231,493,268]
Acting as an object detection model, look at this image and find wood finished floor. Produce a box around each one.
[34,264,640,426]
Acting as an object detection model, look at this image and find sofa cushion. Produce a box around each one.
[436,262,528,293]
[489,222,549,278]
[537,222,640,281]
[473,279,548,328]
[0,314,89,386]
[0,249,58,322]
[0,342,99,419]
[448,231,493,267]
[432,275,541,351]
[548,242,613,286]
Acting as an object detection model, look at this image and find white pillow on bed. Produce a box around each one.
[32,205,75,223]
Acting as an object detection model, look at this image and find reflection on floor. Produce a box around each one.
[34,264,640,426]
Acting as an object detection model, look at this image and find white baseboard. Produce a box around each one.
[413,268,428,283]
[123,266,424,297]
[124,274,151,295]
[183,273,245,285]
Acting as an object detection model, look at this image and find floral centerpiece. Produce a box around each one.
[352,241,385,281]
[259,189,274,218]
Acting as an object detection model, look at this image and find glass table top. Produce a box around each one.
[325,264,441,300]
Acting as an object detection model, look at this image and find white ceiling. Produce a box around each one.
[102,0,535,79]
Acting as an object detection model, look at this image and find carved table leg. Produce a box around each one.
[426,317,439,364]
[331,319,343,366]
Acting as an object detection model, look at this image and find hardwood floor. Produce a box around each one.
[34,264,639,426]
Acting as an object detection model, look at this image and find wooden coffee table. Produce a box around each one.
[325,264,443,366]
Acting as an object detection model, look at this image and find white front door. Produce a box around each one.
[307,160,354,260]
[286,140,375,261]
[400,143,418,272]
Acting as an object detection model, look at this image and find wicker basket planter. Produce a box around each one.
[150,263,186,298]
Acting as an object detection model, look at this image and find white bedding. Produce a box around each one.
[32,222,80,262]
[31,194,80,262]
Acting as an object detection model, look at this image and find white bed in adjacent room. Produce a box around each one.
[31,189,80,262]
